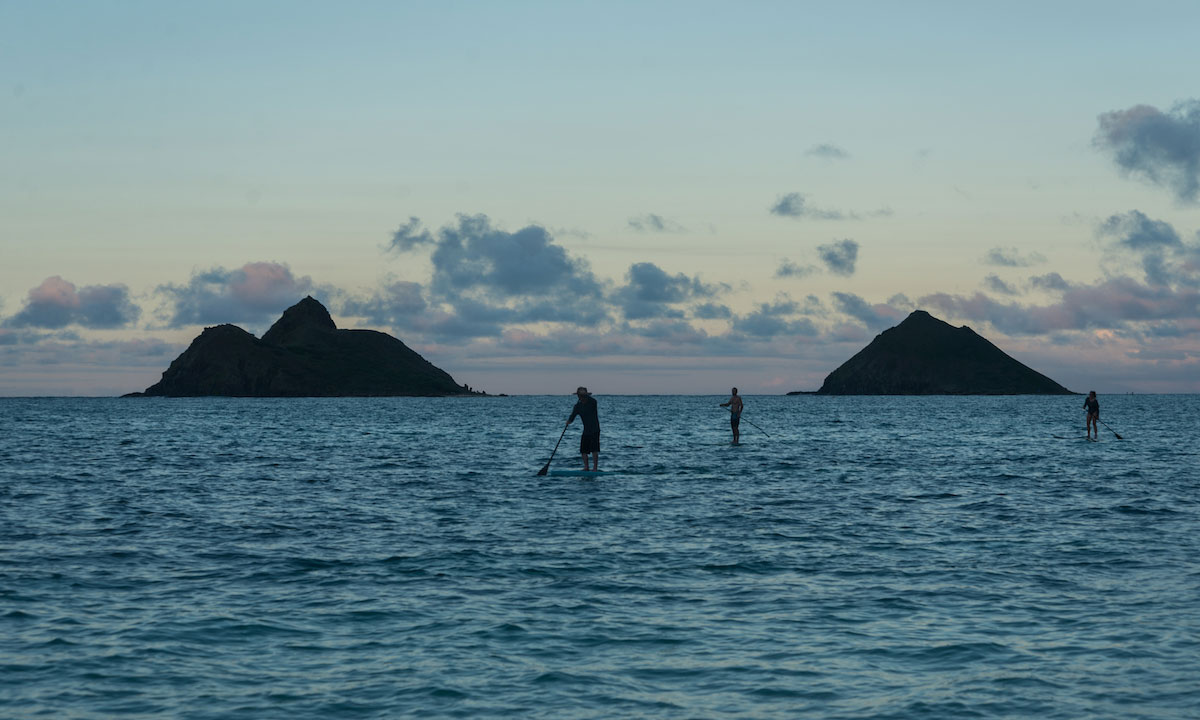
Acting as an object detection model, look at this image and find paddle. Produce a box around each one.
[722,406,772,438]
[536,424,569,475]
[1099,419,1123,440]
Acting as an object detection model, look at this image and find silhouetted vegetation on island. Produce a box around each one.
[126,297,482,397]
[798,310,1074,395]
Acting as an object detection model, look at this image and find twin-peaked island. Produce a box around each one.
[127,297,1073,397]
[127,297,477,397]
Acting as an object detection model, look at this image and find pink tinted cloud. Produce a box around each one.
[5,276,139,329]
[158,261,314,327]
[230,262,310,311]
[29,276,80,308]
[921,275,1200,336]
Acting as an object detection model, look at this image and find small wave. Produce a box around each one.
[700,561,776,575]
[750,687,838,700]
[532,670,600,686]
[908,641,1017,668]
[1113,504,1178,516]
[992,675,1068,691]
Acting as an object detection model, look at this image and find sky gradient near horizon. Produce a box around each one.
[3,1,1200,395]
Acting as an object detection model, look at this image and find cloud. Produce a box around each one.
[157,262,314,328]
[1095,100,1200,203]
[627,319,711,344]
[628,213,686,233]
[0,335,179,395]
[920,276,1200,336]
[338,280,427,328]
[817,239,859,276]
[984,274,1020,296]
[422,297,513,338]
[352,250,725,339]
[369,213,611,337]
[0,333,174,360]
[769,192,891,221]
[1030,272,1071,293]
[4,277,140,329]
[548,226,593,240]
[0,327,57,346]
[730,299,818,338]
[806,143,850,160]
[426,214,603,299]
[1098,210,1183,250]
[983,247,1046,267]
[388,216,436,252]
[769,192,846,220]
[832,292,908,330]
[775,259,817,278]
[692,302,733,320]
[470,317,833,364]
[1097,210,1199,287]
[614,262,722,320]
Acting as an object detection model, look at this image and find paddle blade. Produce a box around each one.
[536,463,550,476]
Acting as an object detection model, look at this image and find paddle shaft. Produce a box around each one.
[537,424,569,475]
[723,406,772,438]
[1099,418,1123,440]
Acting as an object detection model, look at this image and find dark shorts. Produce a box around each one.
[580,431,600,454]
[730,412,741,428]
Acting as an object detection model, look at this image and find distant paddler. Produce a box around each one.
[719,387,743,445]
[1084,390,1100,440]
[566,386,601,471]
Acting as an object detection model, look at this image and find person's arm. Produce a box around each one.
[567,403,580,425]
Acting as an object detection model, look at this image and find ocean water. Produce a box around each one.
[1,394,1198,719]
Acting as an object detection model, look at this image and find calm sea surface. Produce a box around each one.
[2,395,1198,719]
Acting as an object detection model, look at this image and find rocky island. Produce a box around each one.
[128,296,481,397]
[804,310,1073,395]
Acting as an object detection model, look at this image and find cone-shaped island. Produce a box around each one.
[812,310,1073,395]
[127,296,479,397]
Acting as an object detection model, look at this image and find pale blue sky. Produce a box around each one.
[3,1,1199,394]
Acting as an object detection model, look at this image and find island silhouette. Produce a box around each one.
[127,296,480,397]
[799,310,1074,395]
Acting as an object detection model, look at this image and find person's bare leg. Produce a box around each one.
[582,453,590,471]
[591,452,599,471]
